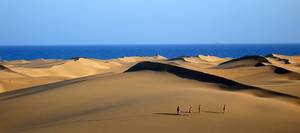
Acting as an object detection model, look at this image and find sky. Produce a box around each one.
[0,0,299,45]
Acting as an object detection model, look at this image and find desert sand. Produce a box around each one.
[1,54,300,133]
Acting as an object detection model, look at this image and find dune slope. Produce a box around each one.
[1,69,300,133]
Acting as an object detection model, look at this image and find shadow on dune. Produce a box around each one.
[216,55,300,77]
[167,56,191,61]
[125,61,300,101]
[216,55,271,69]
[265,54,291,64]
[126,62,247,90]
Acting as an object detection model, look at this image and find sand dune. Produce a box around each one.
[172,55,300,98]
[198,55,231,63]
[126,61,299,101]
[167,55,229,64]
[1,71,300,133]
[217,55,271,69]
[266,54,300,64]
[0,56,166,92]
[117,55,167,63]
[1,54,300,133]
[166,55,228,69]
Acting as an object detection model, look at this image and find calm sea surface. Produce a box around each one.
[0,44,300,60]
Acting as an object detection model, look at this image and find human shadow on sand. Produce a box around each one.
[202,110,224,114]
[154,113,189,116]
[154,110,225,116]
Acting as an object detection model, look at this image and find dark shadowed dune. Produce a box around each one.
[272,66,292,74]
[0,64,27,76]
[218,56,300,78]
[0,64,12,71]
[217,55,270,69]
[266,54,291,64]
[71,57,92,61]
[167,56,191,61]
[268,65,300,80]
[125,61,300,102]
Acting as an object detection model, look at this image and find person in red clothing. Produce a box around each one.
[188,106,193,113]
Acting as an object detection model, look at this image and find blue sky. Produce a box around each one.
[0,0,299,45]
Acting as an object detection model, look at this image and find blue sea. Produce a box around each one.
[0,44,300,60]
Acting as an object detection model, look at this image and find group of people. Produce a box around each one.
[176,104,227,115]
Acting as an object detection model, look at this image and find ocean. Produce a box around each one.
[0,44,300,60]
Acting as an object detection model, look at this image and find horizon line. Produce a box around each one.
[1,43,300,46]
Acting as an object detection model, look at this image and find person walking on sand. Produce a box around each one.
[177,106,180,115]
[198,104,201,113]
[188,106,193,113]
[223,104,226,113]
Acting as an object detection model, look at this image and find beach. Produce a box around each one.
[1,54,300,133]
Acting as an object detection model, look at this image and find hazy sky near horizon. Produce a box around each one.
[0,0,299,45]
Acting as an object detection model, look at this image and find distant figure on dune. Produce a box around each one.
[177,106,180,115]
[198,104,201,113]
[223,104,226,113]
[188,106,193,113]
